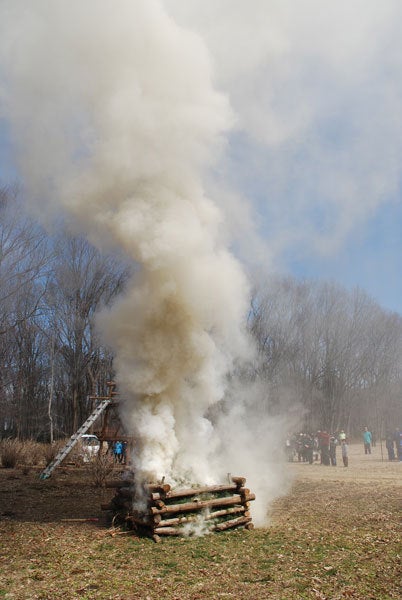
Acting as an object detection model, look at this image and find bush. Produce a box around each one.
[86,454,115,487]
[20,440,45,467]
[42,438,69,465]
[0,438,24,468]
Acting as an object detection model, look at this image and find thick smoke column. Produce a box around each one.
[0,0,291,521]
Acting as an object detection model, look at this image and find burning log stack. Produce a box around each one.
[101,475,256,542]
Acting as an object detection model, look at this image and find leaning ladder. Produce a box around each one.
[39,398,112,480]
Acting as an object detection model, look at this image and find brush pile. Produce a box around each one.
[102,475,256,542]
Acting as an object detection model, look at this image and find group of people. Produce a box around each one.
[107,440,128,464]
[285,430,349,467]
[385,428,402,461]
[361,425,402,461]
[286,425,402,465]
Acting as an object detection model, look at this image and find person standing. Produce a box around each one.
[394,428,402,461]
[339,430,346,442]
[317,430,331,465]
[285,436,294,462]
[363,426,372,454]
[122,441,128,464]
[385,431,395,461]
[341,439,349,467]
[113,440,123,463]
[329,436,337,466]
[303,434,314,464]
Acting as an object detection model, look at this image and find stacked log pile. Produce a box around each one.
[101,475,256,542]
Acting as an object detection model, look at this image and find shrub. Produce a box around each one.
[42,438,69,465]
[86,454,115,487]
[0,438,24,468]
[20,440,45,467]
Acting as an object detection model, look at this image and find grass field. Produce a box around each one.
[0,443,400,599]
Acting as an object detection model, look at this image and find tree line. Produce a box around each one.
[250,276,402,435]
[1,187,401,441]
[0,188,128,441]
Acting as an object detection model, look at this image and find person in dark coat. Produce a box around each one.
[329,436,337,466]
[317,430,331,465]
[341,439,348,467]
[394,428,402,461]
[385,431,395,461]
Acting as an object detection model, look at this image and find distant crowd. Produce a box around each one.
[285,426,402,467]
[285,430,349,467]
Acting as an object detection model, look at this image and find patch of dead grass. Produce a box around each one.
[0,445,400,599]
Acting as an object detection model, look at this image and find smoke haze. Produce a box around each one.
[0,0,292,523]
[166,0,402,279]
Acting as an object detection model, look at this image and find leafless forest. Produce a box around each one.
[1,186,401,441]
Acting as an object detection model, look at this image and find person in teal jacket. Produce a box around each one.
[363,426,372,454]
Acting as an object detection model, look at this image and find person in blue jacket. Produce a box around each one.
[113,440,123,463]
[363,426,372,454]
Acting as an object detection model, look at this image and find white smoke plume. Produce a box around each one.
[166,0,402,270]
[0,0,292,524]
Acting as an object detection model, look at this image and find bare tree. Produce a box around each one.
[46,235,128,433]
[0,187,49,335]
[0,187,50,437]
[249,275,402,435]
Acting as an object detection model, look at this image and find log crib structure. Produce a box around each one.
[101,475,256,542]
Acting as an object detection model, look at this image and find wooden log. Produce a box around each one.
[155,516,253,535]
[117,486,134,498]
[164,483,238,500]
[112,498,132,510]
[206,507,249,521]
[153,527,183,536]
[231,476,246,487]
[105,480,133,489]
[156,514,195,527]
[105,481,122,489]
[105,481,171,494]
[245,522,254,530]
[156,505,248,527]
[146,483,171,494]
[150,493,255,516]
[152,483,238,502]
[125,514,157,528]
[212,515,252,532]
[107,480,250,496]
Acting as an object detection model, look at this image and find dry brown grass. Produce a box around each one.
[0,438,76,470]
[0,438,25,468]
[0,443,400,599]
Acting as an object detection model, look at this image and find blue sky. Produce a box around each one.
[167,0,402,314]
[284,202,402,314]
[1,0,402,315]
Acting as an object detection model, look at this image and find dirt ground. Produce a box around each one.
[0,443,400,599]
[1,442,399,523]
